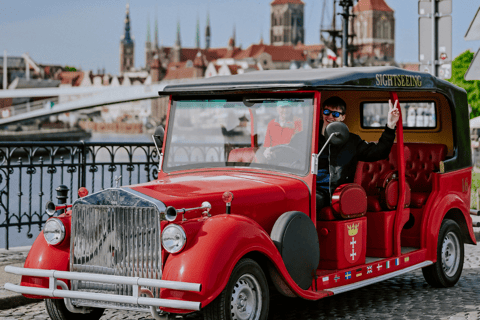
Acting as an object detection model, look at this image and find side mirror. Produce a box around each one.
[153,125,165,148]
[325,122,349,146]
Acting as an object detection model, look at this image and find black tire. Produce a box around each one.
[204,258,269,320]
[45,298,104,320]
[422,219,464,288]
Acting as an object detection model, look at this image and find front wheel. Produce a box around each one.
[45,299,104,320]
[204,258,269,320]
[422,219,464,287]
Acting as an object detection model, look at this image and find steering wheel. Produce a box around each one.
[266,144,304,169]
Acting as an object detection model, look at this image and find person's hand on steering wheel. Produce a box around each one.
[264,147,272,159]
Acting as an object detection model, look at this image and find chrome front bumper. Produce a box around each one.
[5,266,201,311]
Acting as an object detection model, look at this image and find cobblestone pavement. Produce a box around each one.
[1,244,480,320]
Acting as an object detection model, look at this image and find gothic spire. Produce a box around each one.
[205,11,211,49]
[175,20,181,47]
[146,15,151,43]
[122,2,133,45]
[154,15,159,49]
[196,16,200,48]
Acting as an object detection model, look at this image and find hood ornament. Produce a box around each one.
[114,175,122,188]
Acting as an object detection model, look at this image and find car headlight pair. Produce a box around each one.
[162,224,186,253]
[43,218,65,245]
[44,217,186,252]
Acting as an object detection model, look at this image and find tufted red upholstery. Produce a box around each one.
[354,143,447,210]
[227,147,256,163]
[404,144,447,193]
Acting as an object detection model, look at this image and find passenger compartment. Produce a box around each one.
[354,143,447,256]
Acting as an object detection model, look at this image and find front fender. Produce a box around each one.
[20,215,71,299]
[161,214,329,313]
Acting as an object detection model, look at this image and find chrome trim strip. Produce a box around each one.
[122,187,167,214]
[327,261,433,295]
[72,187,167,215]
[5,266,201,311]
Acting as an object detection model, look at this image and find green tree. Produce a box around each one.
[447,50,480,118]
[64,66,77,72]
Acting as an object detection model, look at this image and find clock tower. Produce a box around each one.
[120,3,135,73]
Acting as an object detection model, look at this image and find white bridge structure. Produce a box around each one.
[0,83,168,126]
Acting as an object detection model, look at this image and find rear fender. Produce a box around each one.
[423,194,475,261]
[161,214,330,314]
[20,215,71,299]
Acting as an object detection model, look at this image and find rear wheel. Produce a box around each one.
[204,258,269,320]
[45,299,104,320]
[422,219,464,287]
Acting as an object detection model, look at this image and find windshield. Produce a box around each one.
[164,95,315,175]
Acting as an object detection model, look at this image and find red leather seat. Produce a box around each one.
[355,143,447,210]
[227,147,256,163]
[404,144,447,208]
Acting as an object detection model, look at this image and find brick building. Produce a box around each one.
[351,0,395,66]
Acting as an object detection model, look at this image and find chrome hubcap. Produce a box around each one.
[230,274,262,320]
[442,231,460,277]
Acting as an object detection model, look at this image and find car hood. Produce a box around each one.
[129,171,310,232]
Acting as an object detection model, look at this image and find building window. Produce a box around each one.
[377,20,384,39]
[384,21,391,39]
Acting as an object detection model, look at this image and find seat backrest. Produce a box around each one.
[355,143,447,195]
[227,147,256,163]
[404,143,447,192]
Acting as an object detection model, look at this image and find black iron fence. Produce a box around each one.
[0,141,158,249]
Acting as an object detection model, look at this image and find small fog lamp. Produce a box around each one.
[43,218,65,245]
[162,224,186,253]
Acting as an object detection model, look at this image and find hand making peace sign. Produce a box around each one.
[387,99,400,129]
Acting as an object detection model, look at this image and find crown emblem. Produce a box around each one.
[347,223,359,236]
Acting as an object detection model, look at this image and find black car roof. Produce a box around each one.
[160,66,471,173]
[160,66,465,97]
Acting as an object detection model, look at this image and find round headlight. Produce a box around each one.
[43,218,65,245]
[162,224,186,254]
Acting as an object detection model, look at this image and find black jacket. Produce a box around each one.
[318,123,396,195]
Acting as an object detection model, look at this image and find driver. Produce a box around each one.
[316,96,400,213]
[263,101,302,159]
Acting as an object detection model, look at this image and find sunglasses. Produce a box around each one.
[323,109,344,118]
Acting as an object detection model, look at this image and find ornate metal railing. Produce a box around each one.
[0,141,250,249]
[0,141,158,250]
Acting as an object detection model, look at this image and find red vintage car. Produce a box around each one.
[5,67,476,320]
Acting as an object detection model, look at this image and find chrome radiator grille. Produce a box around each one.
[71,204,162,310]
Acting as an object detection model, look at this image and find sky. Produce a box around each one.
[1,0,480,75]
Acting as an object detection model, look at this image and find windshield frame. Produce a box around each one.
[163,93,315,176]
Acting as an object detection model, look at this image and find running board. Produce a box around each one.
[327,261,433,295]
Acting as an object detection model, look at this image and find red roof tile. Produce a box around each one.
[353,0,393,12]
[234,44,306,62]
[163,62,198,80]
[271,0,304,5]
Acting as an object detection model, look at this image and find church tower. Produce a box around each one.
[270,0,305,46]
[351,0,395,65]
[120,3,135,73]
